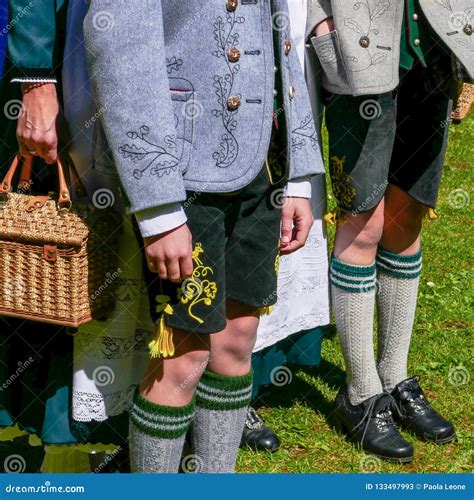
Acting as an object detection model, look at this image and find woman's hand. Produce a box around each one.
[314,17,335,37]
[17,82,59,164]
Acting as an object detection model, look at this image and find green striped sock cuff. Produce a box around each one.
[330,257,376,293]
[376,247,422,279]
[130,389,195,439]
[196,370,253,411]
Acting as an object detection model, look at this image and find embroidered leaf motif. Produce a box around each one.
[435,0,452,11]
[344,18,364,35]
[371,53,388,65]
[371,1,390,21]
[211,11,243,168]
[118,144,150,162]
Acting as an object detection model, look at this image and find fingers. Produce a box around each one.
[280,199,314,255]
[166,255,181,283]
[17,122,58,164]
[144,225,194,282]
[280,205,294,250]
[180,254,194,280]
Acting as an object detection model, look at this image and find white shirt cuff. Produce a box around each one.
[284,178,312,199]
[135,203,187,238]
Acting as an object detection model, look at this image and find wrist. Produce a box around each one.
[21,82,57,96]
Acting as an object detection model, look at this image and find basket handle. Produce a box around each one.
[0,155,72,209]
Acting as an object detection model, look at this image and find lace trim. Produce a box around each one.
[75,328,152,360]
[72,385,136,422]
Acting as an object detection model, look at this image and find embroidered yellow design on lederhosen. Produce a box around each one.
[330,155,357,209]
[178,243,218,324]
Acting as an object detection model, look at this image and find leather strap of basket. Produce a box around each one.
[18,157,33,193]
[0,155,72,210]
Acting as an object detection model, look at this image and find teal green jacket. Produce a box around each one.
[6,0,68,81]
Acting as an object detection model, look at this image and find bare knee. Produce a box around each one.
[208,306,259,376]
[141,331,210,404]
[335,203,385,263]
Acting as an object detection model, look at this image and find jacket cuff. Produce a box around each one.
[306,0,333,40]
[135,203,187,238]
[284,178,312,199]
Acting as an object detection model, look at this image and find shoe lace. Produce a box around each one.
[353,394,398,444]
[245,407,264,430]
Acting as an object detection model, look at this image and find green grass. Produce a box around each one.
[237,112,474,474]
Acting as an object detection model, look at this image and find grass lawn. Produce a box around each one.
[237,112,473,474]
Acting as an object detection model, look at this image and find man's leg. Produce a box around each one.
[130,332,210,473]
[376,185,424,391]
[192,300,258,473]
[331,205,385,405]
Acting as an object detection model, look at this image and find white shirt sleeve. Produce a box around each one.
[135,203,187,238]
[283,177,312,199]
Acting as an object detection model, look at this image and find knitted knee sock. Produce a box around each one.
[192,369,253,473]
[376,247,422,392]
[129,389,194,473]
[330,256,383,405]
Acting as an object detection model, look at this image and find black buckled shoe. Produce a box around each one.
[240,407,280,452]
[391,376,456,444]
[332,388,414,462]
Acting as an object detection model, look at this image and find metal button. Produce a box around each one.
[412,13,418,21]
[227,95,241,111]
[359,36,370,48]
[226,0,238,12]
[464,24,473,36]
[227,47,241,62]
[289,85,296,100]
[273,89,278,96]
[284,39,292,55]
[274,66,278,73]
[414,38,421,46]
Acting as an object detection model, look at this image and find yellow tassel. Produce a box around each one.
[324,208,346,226]
[258,305,274,316]
[427,208,439,220]
[149,304,175,358]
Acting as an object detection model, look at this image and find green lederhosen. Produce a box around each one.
[324,0,456,212]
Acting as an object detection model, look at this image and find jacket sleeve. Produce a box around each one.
[7,0,68,81]
[83,0,187,215]
[306,0,333,40]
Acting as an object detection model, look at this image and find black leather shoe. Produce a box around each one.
[240,407,280,452]
[332,388,414,462]
[391,376,456,444]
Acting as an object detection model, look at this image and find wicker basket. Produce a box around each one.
[451,83,474,123]
[0,156,121,327]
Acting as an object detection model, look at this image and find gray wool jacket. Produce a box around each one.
[83,0,325,219]
[306,0,474,96]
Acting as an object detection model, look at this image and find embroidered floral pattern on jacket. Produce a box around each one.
[344,0,392,72]
[118,126,180,180]
[178,243,218,324]
[166,56,183,74]
[434,0,473,51]
[292,114,319,153]
[330,155,357,207]
[211,11,245,168]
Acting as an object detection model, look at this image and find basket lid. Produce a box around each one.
[0,194,90,248]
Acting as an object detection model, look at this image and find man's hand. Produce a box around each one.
[17,83,59,164]
[314,17,335,37]
[280,198,314,255]
[144,223,194,282]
